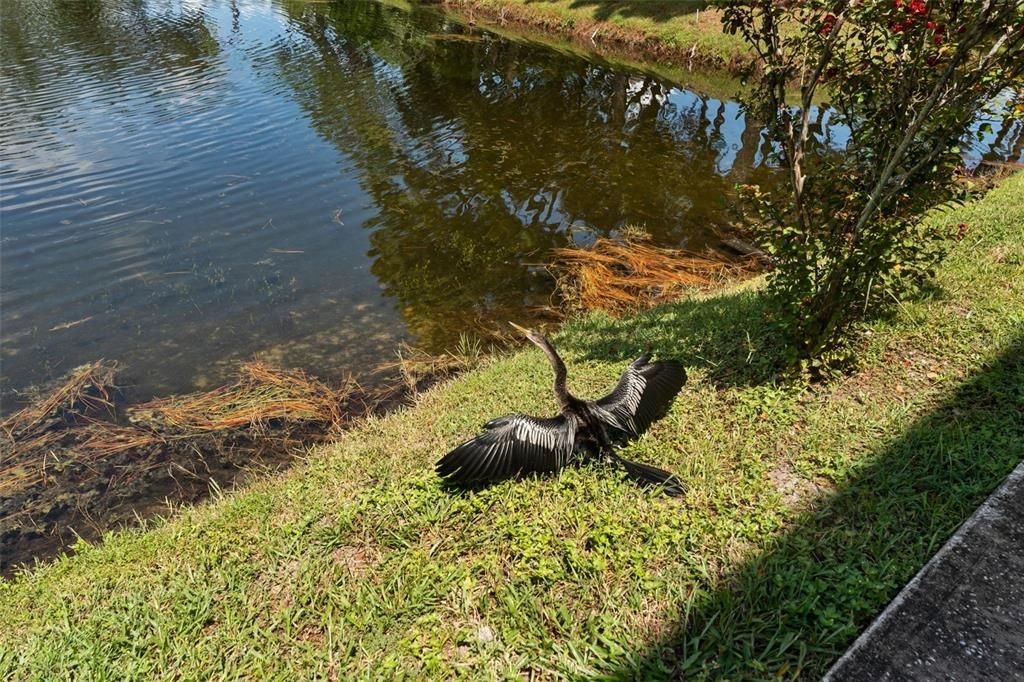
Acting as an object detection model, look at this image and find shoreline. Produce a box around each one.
[431,0,753,74]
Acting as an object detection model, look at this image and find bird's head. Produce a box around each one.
[508,321,549,349]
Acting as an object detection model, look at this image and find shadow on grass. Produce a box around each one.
[528,1,719,24]
[603,334,1024,679]
[559,286,784,389]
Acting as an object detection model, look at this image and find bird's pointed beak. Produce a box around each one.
[508,321,530,336]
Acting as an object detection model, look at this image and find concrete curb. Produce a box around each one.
[824,459,1024,681]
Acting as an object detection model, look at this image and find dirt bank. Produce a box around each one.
[0,361,386,576]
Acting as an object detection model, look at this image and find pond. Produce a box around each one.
[0,0,784,405]
[1,0,1021,406]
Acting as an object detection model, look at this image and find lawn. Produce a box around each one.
[1,172,1022,679]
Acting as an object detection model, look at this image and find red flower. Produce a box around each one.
[908,0,927,15]
[934,34,943,45]
[820,13,837,35]
[894,0,904,7]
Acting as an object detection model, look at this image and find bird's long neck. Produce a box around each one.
[535,335,571,410]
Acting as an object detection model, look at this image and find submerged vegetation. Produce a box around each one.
[2,171,1021,677]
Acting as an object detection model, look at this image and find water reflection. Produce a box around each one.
[1,0,1020,404]
[274,1,784,347]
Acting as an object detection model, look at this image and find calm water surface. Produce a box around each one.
[2,0,1020,403]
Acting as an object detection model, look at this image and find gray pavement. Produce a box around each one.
[824,460,1024,681]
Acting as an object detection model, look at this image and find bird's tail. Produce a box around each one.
[614,455,685,497]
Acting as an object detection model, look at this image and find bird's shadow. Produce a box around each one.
[556,286,783,390]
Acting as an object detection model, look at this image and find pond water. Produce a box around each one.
[2,0,1021,404]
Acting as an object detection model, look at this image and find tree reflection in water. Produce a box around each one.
[275,0,783,348]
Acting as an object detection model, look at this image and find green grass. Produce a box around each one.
[441,0,753,70]
[2,173,1023,679]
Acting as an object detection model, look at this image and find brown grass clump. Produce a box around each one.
[551,236,746,315]
[1,361,123,494]
[76,424,162,455]
[1,361,116,440]
[130,361,349,434]
[376,334,494,398]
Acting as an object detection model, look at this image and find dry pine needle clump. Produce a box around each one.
[551,235,744,315]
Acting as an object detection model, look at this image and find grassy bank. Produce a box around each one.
[2,173,1023,678]
[437,0,753,71]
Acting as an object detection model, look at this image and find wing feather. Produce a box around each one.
[492,438,513,479]
[594,356,687,438]
[474,440,500,481]
[436,414,577,484]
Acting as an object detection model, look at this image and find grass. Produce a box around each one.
[1,173,1022,678]
[439,1,752,71]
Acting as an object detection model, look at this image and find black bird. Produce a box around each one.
[436,323,687,496]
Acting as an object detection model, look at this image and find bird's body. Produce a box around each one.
[436,324,687,496]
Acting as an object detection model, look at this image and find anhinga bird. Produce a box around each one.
[436,323,687,496]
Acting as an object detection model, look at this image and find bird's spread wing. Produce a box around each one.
[594,355,687,437]
[436,414,577,484]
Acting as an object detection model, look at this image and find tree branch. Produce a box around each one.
[848,3,994,239]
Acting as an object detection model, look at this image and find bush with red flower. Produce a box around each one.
[907,0,928,16]
[722,0,1024,369]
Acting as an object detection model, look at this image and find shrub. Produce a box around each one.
[723,0,1024,368]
